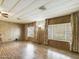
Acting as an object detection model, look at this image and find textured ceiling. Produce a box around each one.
[0,0,79,23]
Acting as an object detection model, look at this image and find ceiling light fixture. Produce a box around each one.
[0,11,8,18]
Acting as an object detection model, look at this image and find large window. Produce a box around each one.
[48,23,72,42]
[27,27,34,37]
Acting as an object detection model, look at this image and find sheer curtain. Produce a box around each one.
[44,19,48,45]
[71,12,79,53]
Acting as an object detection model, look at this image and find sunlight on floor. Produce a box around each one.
[47,49,71,59]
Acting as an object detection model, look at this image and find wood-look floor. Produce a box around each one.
[0,41,79,59]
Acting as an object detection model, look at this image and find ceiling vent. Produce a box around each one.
[17,18,21,20]
[39,6,46,11]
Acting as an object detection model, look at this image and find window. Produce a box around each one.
[48,23,72,42]
[27,27,34,37]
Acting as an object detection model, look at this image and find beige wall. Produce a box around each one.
[0,21,21,42]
